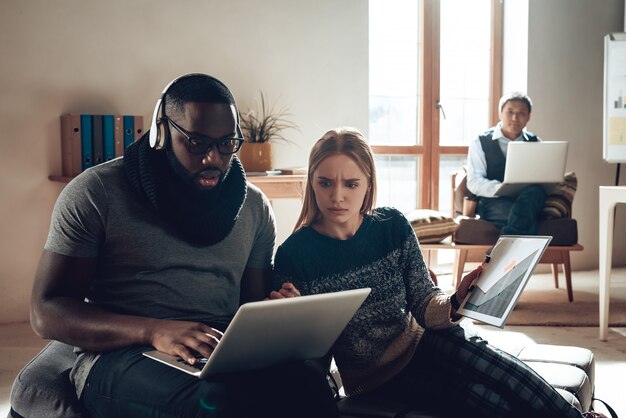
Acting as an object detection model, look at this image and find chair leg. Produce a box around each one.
[453,250,468,288]
[422,249,432,268]
[562,251,574,302]
[428,268,438,286]
[552,263,559,288]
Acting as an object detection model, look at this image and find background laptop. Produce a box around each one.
[143,287,371,378]
[494,141,568,196]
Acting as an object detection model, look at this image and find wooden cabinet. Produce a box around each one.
[245,175,305,199]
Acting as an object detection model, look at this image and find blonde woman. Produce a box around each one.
[270,127,605,418]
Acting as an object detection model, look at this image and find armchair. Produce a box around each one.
[450,167,583,301]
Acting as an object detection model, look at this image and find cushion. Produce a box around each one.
[453,217,500,245]
[537,218,578,246]
[9,340,89,418]
[334,342,594,416]
[541,172,577,220]
[405,209,458,243]
[516,343,595,386]
[524,362,592,412]
[454,217,578,246]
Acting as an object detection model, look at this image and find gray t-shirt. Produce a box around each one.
[44,158,276,395]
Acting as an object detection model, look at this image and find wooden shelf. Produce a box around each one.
[247,174,305,199]
[49,174,305,200]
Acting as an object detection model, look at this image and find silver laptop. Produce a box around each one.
[494,141,568,196]
[143,288,371,377]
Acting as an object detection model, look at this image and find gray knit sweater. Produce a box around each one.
[273,207,458,395]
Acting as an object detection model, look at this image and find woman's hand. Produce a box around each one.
[452,265,484,310]
[269,282,301,299]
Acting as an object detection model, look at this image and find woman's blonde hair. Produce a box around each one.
[293,127,377,232]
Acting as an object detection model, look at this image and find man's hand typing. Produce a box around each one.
[148,319,223,365]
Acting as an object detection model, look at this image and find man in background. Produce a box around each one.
[466,91,546,235]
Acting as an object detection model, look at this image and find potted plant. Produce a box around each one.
[238,91,298,172]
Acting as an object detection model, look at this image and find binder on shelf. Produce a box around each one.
[103,115,115,162]
[134,115,144,141]
[114,115,124,157]
[80,114,93,171]
[92,115,104,166]
[123,115,134,149]
[60,114,82,177]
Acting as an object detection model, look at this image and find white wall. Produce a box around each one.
[0,0,368,323]
[1,0,624,324]
[527,0,626,271]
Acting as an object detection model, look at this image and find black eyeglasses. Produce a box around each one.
[167,118,244,155]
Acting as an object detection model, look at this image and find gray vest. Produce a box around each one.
[479,129,538,182]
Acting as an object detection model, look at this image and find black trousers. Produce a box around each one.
[476,184,546,235]
[81,346,339,418]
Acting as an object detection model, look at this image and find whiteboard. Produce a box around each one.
[603,33,626,163]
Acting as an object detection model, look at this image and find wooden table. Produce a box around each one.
[598,186,626,340]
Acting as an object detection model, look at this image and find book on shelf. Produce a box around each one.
[59,114,82,177]
[114,115,124,157]
[102,115,115,162]
[92,115,104,166]
[80,114,93,171]
[134,115,144,141]
[123,115,134,149]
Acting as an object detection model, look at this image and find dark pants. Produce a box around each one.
[476,185,546,235]
[369,326,582,418]
[81,346,339,418]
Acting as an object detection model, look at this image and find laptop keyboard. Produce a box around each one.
[176,357,208,371]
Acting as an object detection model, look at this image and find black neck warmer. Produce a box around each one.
[124,133,247,246]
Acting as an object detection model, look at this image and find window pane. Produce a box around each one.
[369,96,418,145]
[369,0,419,145]
[439,0,491,147]
[438,155,467,216]
[375,155,420,213]
[432,155,467,268]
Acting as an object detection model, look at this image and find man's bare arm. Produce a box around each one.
[30,250,220,363]
[239,266,272,305]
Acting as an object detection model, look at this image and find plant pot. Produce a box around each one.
[238,142,273,172]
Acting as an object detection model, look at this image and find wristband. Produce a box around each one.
[450,292,461,310]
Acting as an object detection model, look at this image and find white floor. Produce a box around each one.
[1,269,625,417]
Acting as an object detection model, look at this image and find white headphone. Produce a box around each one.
[148,73,241,150]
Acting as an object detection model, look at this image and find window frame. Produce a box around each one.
[370,0,504,210]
